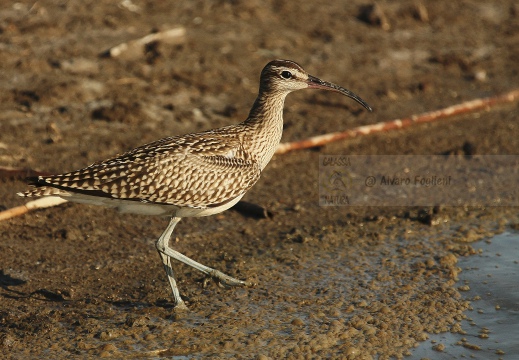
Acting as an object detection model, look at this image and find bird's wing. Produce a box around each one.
[28,132,261,208]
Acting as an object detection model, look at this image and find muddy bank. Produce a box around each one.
[1,1,518,358]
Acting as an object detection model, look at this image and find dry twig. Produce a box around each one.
[275,89,519,154]
[102,27,186,58]
[0,197,67,221]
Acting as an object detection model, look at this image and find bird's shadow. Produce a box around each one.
[231,200,273,219]
[0,269,162,307]
[0,269,29,299]
[0,274,72,302]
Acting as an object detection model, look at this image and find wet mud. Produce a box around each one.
[1,1,518,358]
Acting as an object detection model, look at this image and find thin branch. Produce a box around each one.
[0,197,67,221]
[276,89,519,154]
[102,27,186,58]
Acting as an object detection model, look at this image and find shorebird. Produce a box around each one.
[19,60,372,310]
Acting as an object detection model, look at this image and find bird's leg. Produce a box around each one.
[162,245,253,287]
[156,217,188,310]
[156,217,253,300]
[158,251,188,310]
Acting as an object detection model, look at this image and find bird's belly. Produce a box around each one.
[116,201,179,216]
[58,192,245,217]
[175,193,245,218]
[56,193,178,216]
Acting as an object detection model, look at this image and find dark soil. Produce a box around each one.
[1,1,518,358]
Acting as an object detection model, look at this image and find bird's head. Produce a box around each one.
[259,59,372,112]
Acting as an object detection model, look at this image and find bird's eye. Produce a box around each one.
[281,71,292,79]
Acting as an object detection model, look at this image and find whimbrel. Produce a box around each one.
[19,60,372,310]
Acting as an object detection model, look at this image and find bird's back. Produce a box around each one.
[21,125,262,210]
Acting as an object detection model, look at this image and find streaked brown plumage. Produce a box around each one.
[23,132,260,209]
[19,59,372,310]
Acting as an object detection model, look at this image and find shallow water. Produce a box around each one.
[412,231,519,359]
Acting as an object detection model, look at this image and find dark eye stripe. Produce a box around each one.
[281,71,292,79]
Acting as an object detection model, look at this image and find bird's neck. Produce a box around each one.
[241,91,287,170]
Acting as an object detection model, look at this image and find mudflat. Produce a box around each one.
[1,1,518,358]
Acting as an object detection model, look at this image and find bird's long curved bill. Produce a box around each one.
[307,75,372,112]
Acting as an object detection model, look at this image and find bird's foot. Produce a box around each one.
[208,269,254,288]
[173,300,189,312]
